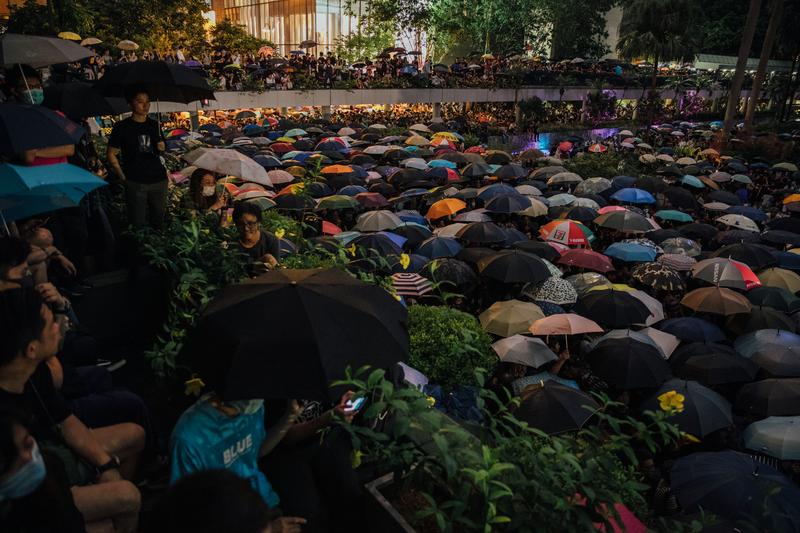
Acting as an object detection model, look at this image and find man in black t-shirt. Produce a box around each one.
[107,85,167,229]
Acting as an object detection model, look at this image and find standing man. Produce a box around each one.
[107,85,168,229]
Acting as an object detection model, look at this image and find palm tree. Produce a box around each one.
[743,0,785,135]
[616,0,697,91]
[722,0,762,139]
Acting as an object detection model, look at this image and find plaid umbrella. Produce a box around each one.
[391,273,433,298]
[658,253,697,271]
[631,262,685,292]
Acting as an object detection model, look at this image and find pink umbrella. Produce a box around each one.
[558,249,615,273]
[597,205,628,215]
[530,314,604,335]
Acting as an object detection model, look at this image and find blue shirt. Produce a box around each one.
[169,395,280,507]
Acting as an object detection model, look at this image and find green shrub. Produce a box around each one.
[407,305,495,388]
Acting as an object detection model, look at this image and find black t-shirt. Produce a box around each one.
[108,117,166,183]
[239,231,280,262]
[0,363,71,442]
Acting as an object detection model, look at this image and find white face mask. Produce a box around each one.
[202,186,216,197]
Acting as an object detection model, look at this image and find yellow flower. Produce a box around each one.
[184,376,205,397]
[274,228,286,239]
[399,253,411,270]
[657,390,685,413]
[346,244,357,257]
[680,432,701,444]
[426,396,436,408]
[351,449,363,469]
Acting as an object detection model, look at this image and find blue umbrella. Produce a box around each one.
[416,236,462,259]
[611,187,656,204]
[681,174,705,188]
[726,205,767,222]
[772,251,800,271]
[503,227,528,245]
[429,159,457,169]
[657,317,726,342]
[399,188,428,198]
[396,210,427,226]
[253,154,282,168]
[338,185,367,196]
[377,231,407,249]
[611,175,637,189]
[604,242,657,262]
[390,253,428,273]
[477,183,519,202]
[243,124,264,135]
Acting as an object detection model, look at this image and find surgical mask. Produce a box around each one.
[0,442,46,501]
[24,88,44,106]
[202,186,216,197]
[228,399,264,415]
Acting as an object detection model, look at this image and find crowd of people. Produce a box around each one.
[2,44,800,533]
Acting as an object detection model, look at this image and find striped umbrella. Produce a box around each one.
[391,273,433,298]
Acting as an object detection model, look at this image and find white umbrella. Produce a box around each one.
[117,40,140,51]
[434,222,468,238]
[401,157,429,170]
[716,214,759,232]
[409,123,431,133]
[492,335,558,368]
[630,289,664,325]
[184,148,271,186]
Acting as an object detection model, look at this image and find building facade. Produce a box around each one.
[211,0,362,55]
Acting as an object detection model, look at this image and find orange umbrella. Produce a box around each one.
[681,287,752,316]
[426,198,467,220]
[529,314,604,335]
[321,164,355,174]
[322,221,342,235]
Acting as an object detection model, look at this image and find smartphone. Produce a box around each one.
[344,397,366,414]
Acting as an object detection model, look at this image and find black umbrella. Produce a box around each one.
[713,229,761,245]
[461,162,492,178]
[274,193,316,211]
[669,342,738,369]
[495,163,528,180]
[634,175,666,193]
[641,378,732,437]
[678,223,718,242]
[0,103,85,155]
[477,250,551,284]
[766,217,800,234]
[351,233,402,257]
[708,190,741,206]
[735,378,800,417]
[513,382,599,435]
[420,258,477,289]
[182,269,408,401]
[631,262,685,292]
[512,240,561,262]
[96,60,215,103]
[484,194,530,214]
[456,247,495,266]
[726,306,796,335]
[674,353,759,385]
[588,337,671,389]
[664,186,699,210]
[645,228,681,243]
[573,290,652,329]
[391,224,432,248]
[761,230,800,247]
[43,82,128,119]
[456,222,507,244]
[0,33,92,67]
[746,286,800,313]
[563,206,598,223]
[712,243,777,270]
[671,451,800,532]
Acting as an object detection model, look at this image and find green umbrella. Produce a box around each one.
[655,210,693,223]
[316,195,359,210]
[743,416,800,460]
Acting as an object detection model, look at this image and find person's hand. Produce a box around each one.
[332,390,355,423]
[558,349,571,362]
[97,468,122,484]
[56,254,77,276]
[267,516,306,533]
[285,399,303,422]
[36,283,67,310]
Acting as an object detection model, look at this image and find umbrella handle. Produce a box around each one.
[0,210,9,235]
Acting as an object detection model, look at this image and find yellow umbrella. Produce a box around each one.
[81,37,102,46]
[405,135,431,146]
[758,268,800,293]
[789,248,800,255]
[479,300,545,337]
[783,194,800,205]
[431,131,460,142]
[58,31,81,41]
[275,136,296,143]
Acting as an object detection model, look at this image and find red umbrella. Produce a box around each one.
[558,249,614,273]
[574,496,646,533]
[322,221,342,235]
[588,143,607,153]
[270,142,295,154]
[558,141,573,152]
[465,146,484,154]
[355,192,389,208]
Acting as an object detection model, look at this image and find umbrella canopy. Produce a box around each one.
[492,335,557,368]
[514,382,599,435]
[478,250,551,284]
[512,241,562,262]
[743,416,800,460]
[712,243,776,270]
[758,267,800,293]
[604,242,657,263]
[736,378,800,417]
[558,249,614,273]
[182,269,408,401]
[642,379,732,437]
[671,451,800,531]
[524,277,578,306]
[354,210,403,232]
[391,272,433,298]
[96,60,214,104]
[0,103,85,156]
[660,237,702,257]
[0,33,92,67]
[43,82,128,119]
[631,262,684,292]
[747,286,800,313]
[594,210,654,233]
[681,287,752,316]
[415,236,462,259]
[674,352,759,386]
[529,313,604,335]
[610,187,656,204]
[184,148,270,186]
[691,258,761,291]
[426,198,466,220]
[657,317,726,343]
[727,306,796,335]
[456,221,507,244]
[574,290,653,329]
[588,337,671,389]
[420,258,477,289]
[479,299,545,337]
[734,329,800,377]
